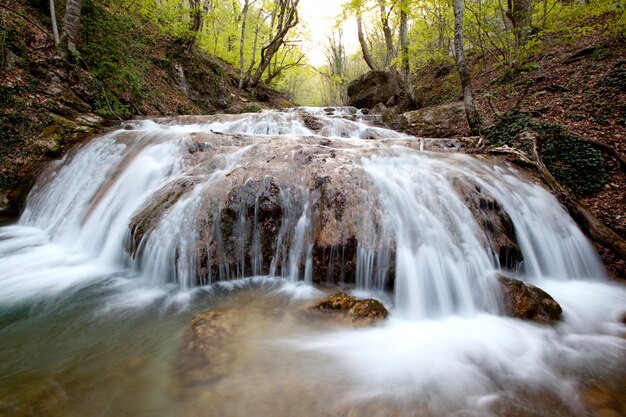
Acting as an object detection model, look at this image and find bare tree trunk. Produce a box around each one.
[377,0,395,69]
[453,0,481,134]
[357,15,378,71]
[62,0,82,52]
[245,8,264,77]
[49,0,60,45]
[238,0,251,89]
[244,0,300,89]
[185,0,210,51]
[506,0,532,48]
[399,4,415,105]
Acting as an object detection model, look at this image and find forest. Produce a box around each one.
[1,0,626,416]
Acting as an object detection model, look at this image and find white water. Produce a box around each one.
[1,107,624,416]
[362,154,498,319]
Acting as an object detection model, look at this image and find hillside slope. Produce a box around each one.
[0,0,291,216]
[394,32,625,278]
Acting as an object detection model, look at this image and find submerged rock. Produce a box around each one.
[177,310,236,386]
[498,276,563,324]
[301,114,324,131]
[308,292,389,325]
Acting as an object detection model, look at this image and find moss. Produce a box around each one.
[484,111,534,152]
[540,133,608,196]
[485,111,609,196]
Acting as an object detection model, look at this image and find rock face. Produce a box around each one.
[394,102,469,137]
[122,124,524,288]
[308,292,389,325]
[454,180,523,269]
[347,71,402,109]
[498,276,563,324]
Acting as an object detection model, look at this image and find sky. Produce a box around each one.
[299,0,359,67]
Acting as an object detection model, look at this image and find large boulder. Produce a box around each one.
[394,101,469,137]
[123,115,526,288]
[498,275,563,324]
[347,71,402,109]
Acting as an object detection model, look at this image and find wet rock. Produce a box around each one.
[454,179,523,269]
[347,71,402,109]
[125,127,536,289]
[394,102,469,137]
[308,292,389,325]
[312,240,357,284]
[370,103,387,114]
[302,114,324,131]
[498,276,563,324]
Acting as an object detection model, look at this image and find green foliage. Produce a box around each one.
[0,12,29,68]
[597,64,626,93]
[484,111,534,150]
[0,87,27,157]
[540,124,609,196]
[81,1,152,117]
[0,86,48,189]
[486,112,609,196]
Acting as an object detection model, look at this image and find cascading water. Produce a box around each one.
[0,107,624,417]
[361,154,499,318]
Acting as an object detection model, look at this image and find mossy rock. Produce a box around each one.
[308,292,389,326]
[498,275,563,325]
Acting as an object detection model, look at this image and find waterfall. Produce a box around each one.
[360,153,499,318]
[4,108,610,312]
[1,107,624,417]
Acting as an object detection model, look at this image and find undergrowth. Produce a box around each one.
[81,0,151,117]
[486,111,609,196]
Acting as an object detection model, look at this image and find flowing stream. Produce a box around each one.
[0,108,625,417]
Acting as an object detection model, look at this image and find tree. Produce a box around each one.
[453,0,481,134]
[49,0,60,45]
[377,0,395,69]
[185,0,211,51]
[62,0,82,52]
[321,28,348,105]
[242,0,300,89]
[357,13,379,70]
[238,0,252,88]
[399,0,415,104]
[506,0,532,48]
[346,0,401,72]
[264,41,305,84]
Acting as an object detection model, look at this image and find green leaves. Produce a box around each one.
[81,1,149,117]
